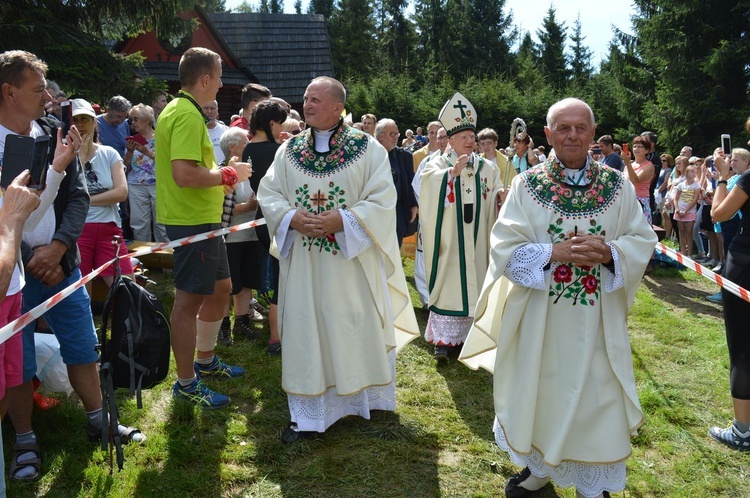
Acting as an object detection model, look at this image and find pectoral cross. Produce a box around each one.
[453,100,468,118]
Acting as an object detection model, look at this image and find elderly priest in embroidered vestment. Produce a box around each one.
[419,92,503,361]
[459,98,657,498]
[257,76,419,443]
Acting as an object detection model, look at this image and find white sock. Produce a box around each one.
[519,472,550,491]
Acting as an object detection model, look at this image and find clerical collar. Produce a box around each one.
[176,91,210,124]
[556,156,592,186]
[311,119,343,153]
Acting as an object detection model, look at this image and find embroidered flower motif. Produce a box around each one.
[326,234,336,243]
[289,124,368,178]
[582,275,598,294]
[554,265,573,283]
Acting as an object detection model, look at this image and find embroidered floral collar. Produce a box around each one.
[523,158,623,217]
[287,119,369,177]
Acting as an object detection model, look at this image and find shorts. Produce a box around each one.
[166,224,230,295]
[78,222,134,277]
[226,240,264,294]
[22,268,99,382]
[700,206,716,232]
[674,211,696,222]
[0,293,24,399]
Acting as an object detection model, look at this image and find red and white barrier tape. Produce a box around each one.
[655,242,750,303]
[0,218,266,346]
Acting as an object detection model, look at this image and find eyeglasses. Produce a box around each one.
[84,161,98,183]
[389,131,400,138]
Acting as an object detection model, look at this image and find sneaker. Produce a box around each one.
[706,292,723,304]
[194,356,245,378]
[218,319,232,346]
[233,317,260,340]
[704,259,719,268]
[249,308,267,322]
[708,423,750,452]
[267,341,282,356]
[252,299,269,316]
[712,263,723,273]
[172,379,230,408]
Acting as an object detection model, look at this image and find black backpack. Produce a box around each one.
[99,274,171,408]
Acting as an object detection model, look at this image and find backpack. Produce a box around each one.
[99,274,171,408]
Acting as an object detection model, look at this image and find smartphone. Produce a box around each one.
[622,143,629,156]
[592,147,602,155]
[721,134,732,155]
[60,100,72,144]
[125,134,148,146]
[1,135,50,190]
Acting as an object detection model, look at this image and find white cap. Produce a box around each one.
[71,98,97,119]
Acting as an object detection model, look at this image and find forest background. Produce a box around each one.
[1,0,749,154]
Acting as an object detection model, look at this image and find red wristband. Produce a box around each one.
[220,166,238,187]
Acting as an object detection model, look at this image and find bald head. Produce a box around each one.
[546,98,595,130]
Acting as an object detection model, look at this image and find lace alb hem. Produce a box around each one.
[505,243,552,290]
[494,418,626,498]
[288,350,396,433]
[424,312,473,345]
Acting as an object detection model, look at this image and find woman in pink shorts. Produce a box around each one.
[71,98,133,289]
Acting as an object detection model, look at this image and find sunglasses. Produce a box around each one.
[84,161,98,183]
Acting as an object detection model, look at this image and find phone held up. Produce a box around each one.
[622,142,630,157]
[60,100,72,144]
[0,134,50,190]
[721,134,732,155]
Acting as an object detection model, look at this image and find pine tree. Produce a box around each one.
[328,0,376,79]
[294,0,302,13]
[569,16,592,86]
[270,0,283,13]
[308,0,335,17]
[536,6,569,89]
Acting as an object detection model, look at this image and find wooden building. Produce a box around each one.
[118,6,334,123]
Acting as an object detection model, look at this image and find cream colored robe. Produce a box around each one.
[419,151,503,316]
[258,125,419,397]
[460,160,657,467]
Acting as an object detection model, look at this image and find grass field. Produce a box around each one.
[5,259,750,497]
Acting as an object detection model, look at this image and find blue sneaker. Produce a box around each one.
[194,355,245,378]
[172,379,230,408]
[706,292,723,304]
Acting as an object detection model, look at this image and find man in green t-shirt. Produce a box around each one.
[155,47,251,408]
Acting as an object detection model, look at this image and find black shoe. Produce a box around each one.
[233,316,260,340]
[448,344,462,358]
[281,423,318,444]
[434,345,449,362]
[218,318,232,346]
[266,341,282,356]
[504,467,550,498]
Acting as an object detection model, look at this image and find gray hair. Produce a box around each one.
[546,98,595,129]
[219,127,248,159]
[107,95,132,113]
[375,118,396,139]
[130,103,155,126]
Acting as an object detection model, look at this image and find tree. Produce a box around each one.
[260,0,270,13]
[234,1,256,12]
[308,0,335,17]
[198,0,227,12]
[328,0,376,80]
[294,0,303,12]
[0,0,194,103]
[270,0,284,13]
[373,0,418,74]
[413,0,448,83]
[569,15,592,87]
[601,0,750,153]
[469,0,516,76]
[536,6,569,89]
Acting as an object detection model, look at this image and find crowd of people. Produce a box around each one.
[1,45,749,498]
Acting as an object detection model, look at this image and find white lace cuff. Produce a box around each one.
[603,243,624,292]
[505,243,552,290]
[338,208,372,260]
[276,209,297,258]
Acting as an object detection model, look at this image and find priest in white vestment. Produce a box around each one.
[257,77,419,443]
[460,98,657,498]
[419,93,503,361]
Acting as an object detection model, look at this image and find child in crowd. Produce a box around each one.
[673,165,703,256]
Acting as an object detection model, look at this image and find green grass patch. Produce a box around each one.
[5,263,749,497]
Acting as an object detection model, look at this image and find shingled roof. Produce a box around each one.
[207,12,334,104]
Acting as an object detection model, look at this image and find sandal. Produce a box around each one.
[86,423,146,445]
[10,441,41,481]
